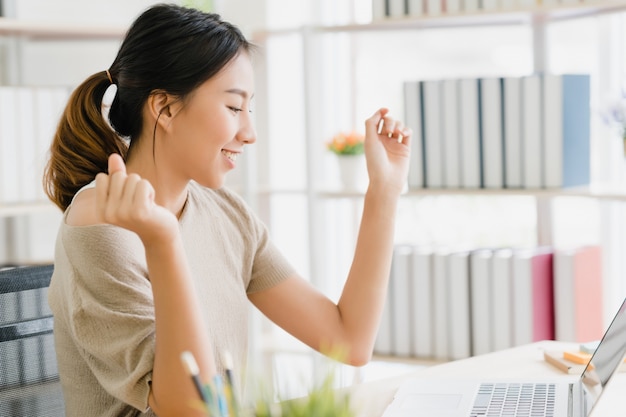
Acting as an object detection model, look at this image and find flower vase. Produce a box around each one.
[336,154,367,192]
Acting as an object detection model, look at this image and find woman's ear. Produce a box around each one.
[147,91,176,128]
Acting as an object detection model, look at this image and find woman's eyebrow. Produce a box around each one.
[225,88,254,99]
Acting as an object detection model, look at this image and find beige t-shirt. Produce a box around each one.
[48,182,295,417]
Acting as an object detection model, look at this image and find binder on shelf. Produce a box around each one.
[411,246,434,358]
[441,78,461,188]
[372,0,387,20]
[511,246,555,346]
[500,0,517,10]
[463,0,480,12]
[34,87,65,202]
[521,74,543,188]
[553,245,604,343]
[388,0,407,18]
[16,87,38,203]
[542,73,591,188]
[491,248,513,351]
[407,0,425,17]
[479,77,504,189]
[0,87,20,204]
[390,245,413,357]
[426,0,442,16]
[446,0,462,14]
[432,248,450,360]
[447,250,472,360]
[403,81,424,189]
[458,78,482,188]
[502,76,523,188]
[481,0,498,11]
[422,80,444,188]
[470,249,494,356]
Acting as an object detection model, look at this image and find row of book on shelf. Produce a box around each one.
[373,0,604,19]
[0,86,71,205]
[374,243,604,361]
[403,73,590,190]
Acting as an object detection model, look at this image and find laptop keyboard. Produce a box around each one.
[469,382,556,417]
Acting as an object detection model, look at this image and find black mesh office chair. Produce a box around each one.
[0,264,65,417]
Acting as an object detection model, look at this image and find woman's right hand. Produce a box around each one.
[95,154,179,246]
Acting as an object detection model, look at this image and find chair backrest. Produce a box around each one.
[0,264,65,416]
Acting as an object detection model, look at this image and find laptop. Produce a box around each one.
[381,297,626,417]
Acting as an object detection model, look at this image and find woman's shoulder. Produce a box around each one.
[65,187,99,227]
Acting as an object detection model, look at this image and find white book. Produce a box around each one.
[390,245,413,357]
[407,0,424,16]
[511,246,554,346]
[458,78,481,188]
[521,75,543,189]
[433,249,450,360]
[463,0,480,12]
[0,87,20,204]
[410,246,433,358]
[426,0,442,16]
[542,74,591,188]
[441,79,461,188]
[480,78,504,189]
[553,248,576,342]
[553,246,603,343]
[446,0,462,14]
[447,251,471,360]
[470,249,493,356]
[404,81,424,189]
[491,248,513,351]
[34,88,57,201]
[503,77,522,188]
[511,249,534,346]
[500,0,517,9]
[372,0,387,20]
[17,87,38,202]
[481,0,499,11]
[422,80,444,188]
[388,0,407,18]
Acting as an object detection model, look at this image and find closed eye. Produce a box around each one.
[228,106,243,113]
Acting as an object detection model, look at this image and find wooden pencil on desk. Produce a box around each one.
[543,350,585,374]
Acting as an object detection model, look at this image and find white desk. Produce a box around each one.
[347,341,625,417]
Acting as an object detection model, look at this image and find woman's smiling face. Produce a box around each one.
[163,52,256,189]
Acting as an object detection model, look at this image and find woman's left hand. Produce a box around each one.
[363,107,412,195]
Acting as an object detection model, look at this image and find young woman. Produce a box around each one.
[44,4,411,417]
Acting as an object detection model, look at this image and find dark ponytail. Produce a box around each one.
[43,71,128,211]
[43,3,252,212]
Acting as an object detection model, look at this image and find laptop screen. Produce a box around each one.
[581,297,626,414]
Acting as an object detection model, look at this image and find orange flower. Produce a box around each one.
[327,131,364,155]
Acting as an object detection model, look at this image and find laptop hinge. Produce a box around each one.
[568,383,574,417]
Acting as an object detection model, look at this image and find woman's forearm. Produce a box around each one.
[337,184,399,364]
[145,235,216,417]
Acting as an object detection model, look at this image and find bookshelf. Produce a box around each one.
[0,17,127,39]
[251,1,626,362]
[0,18,125,265]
